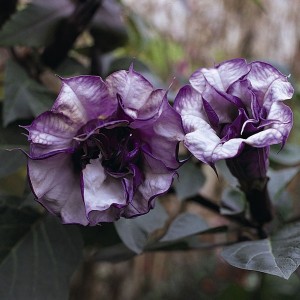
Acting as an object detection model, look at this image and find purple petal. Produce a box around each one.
[52,76,116,125]
[262,78,294,111]
[128,89,166,129]
[136,89,166,120]
[174,85,208,122]
[138,152,175,202]
[74,119,129,141]
[28,153,89,225]
[106,67,154,119]
[246,62,291,106]
[136,98,184,169]
[189,69,207,94]
[202,83,238,123]
[26,111,77,157]
[82,159,127,224]
[226,146,270,181]
[184,118,244,164]
[122,190,151,218]
[245,102,293,148]
[190,58,249,93]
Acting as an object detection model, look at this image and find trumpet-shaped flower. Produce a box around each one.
[174,58,293,181]
[25,67,184,225]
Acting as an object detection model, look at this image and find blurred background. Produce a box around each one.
[1,0,300,299]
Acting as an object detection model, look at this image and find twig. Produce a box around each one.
[186,194,258,229]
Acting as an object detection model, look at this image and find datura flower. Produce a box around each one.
[25,67,184,225]
[174,58,293,182]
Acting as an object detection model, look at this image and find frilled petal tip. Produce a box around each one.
[106,67,154,119]
[190,58,250,93]
[141,98,185,170]
[53,75,117,124]
[245,101,293,148]
[25,111,77,158]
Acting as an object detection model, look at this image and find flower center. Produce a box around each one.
[72,126,143,176]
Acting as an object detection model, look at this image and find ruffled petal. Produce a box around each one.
[138,152,175,202]
[28,153,88,225]
[136,89,166,120]
[190,58,249,93]
[26,111,77,157]
[245,102,293,147]
[122,190,153,218]
[133,98,184,169]
[262,77,294,111]
[184,118,244,164]
[174,85,208,122]
[227,79,255,114]
[202,82,238,123]
[52,76,116,125]
[106,67,154,119]
[246,61,290,106]
[82,159,127,224]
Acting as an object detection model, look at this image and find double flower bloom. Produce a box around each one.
[24,59,294,225]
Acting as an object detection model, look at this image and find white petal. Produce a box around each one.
[28,153,88,225]
[82,159,127,224]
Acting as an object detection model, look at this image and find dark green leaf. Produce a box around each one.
[160,213,209,242]
[55,57,87,77]
[221,222,300,279]
[220,187,246,215]
[216,160,238,186]
[114,202,168,254]
[90,0,128,52]
[270,144,300,166]
[0,150,26,178]
[268,167,299,201]
[0,197,40,263]
[0,1,73,47]
[3,59,55,126]
[173,160,205,200]
[0,104,28,148]
[0,215,83,300]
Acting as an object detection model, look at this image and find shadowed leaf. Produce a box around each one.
[0,212,83,300]
[160,213,209,242]
[222,222,300,279]
[3,59,55,126]
[173,160,205,200]
[0,150,26,178]
[0,0,73,47]
[114,202,168,254]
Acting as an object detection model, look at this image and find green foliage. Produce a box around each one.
[0,1,73,47]
[221,187,246,215]
[173,159,205,200]
[114,201,169,253]
[0,214,83,300]
[160,213,209,242]
[222,222,300,279]
[3,59,55,126]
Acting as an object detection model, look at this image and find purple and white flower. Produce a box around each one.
[174,58,294,181]
[25,67,184,225]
